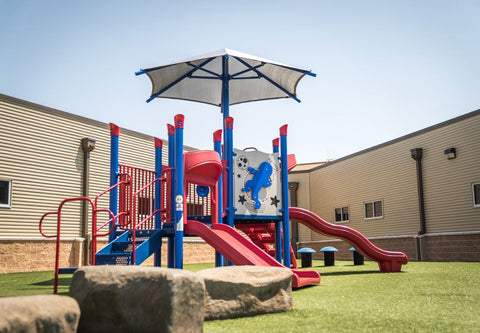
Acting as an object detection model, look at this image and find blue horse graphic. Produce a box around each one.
[242,161,272,209]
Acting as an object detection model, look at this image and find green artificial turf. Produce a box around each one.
[1,261,478,332]
[204,261,480,333]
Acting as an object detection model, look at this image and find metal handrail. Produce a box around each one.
[90,175,131,263]
[38,196,95,294]
[131,177,164,264]
[39,211,60,238]
[94,173,131,206]
[39,177,131,294]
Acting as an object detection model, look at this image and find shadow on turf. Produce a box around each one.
[318,270,381,276]
[32,277,72,286]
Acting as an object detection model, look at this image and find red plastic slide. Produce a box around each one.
[289,207,408,272]
[185,220,320,288]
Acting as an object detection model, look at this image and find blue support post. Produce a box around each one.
[280,125,291,268]
[154,137,163,267]
[213,129,223,267]
[173,115,185,269]
[167,124,175,268]
[225,116,234,228]
[108,123,120,243]
[221,55,235,229]
[224,117,234,266]
[273,138,283,263]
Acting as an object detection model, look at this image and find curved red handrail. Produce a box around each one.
[39,211,59,238]
[131,177,164,264]
[39,197,95,294]
[39,177,132,294]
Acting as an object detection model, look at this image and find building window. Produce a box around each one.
[473,184,480,207]
[334,206,349,222]
[0,180,12,208]
[365,200,383,219]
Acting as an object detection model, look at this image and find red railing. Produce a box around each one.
[39,197,113,294]
[91,175,131,262]
[39,165,175,291]
[39,177,129,294]
[118,165,157,230]
[130,167,172,264]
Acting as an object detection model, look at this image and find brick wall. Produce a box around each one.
[0,238,215,274]
[2,233,478,274]
[297,236,417,262]
[423,233,480,261]
[0,239,83,274]
[297,233,480,263]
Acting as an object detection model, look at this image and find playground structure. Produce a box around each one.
[40,113,408,293]
[39,49,408,294]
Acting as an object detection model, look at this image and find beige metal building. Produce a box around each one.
[290,109,480,261]
[1,93,479,273]
[0,94,214,273]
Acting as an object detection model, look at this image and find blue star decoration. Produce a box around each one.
[238,195,247,205]
[270,196,280,207]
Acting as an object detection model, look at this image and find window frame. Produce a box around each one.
[473,183,480,208]
[334,206,349,223]
[0,179,12,208]
[364,200,383,220]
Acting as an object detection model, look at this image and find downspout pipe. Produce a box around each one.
[411,148,426,260]
[81,138,95,265]
[289,181,299,255]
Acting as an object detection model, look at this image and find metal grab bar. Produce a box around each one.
[39,177,130,294]
[131,177,164,264]
[39,211,59,238]
[90,208,116,265]
[95,174,131,206]
[41,196,96,294]
[90,176,131,264]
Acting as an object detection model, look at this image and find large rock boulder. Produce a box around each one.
[0,295,80,333]
[197,265,293,320]
[70,266,205,333]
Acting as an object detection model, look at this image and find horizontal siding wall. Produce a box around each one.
[308,140,420,240]
[419,115,480,233]
[288,172,312,242]
[306,111,480,241]
[0,95,169,240]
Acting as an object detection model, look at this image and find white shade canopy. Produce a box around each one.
[136,48,315,107]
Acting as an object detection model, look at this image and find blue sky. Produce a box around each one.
[1,1,479,163]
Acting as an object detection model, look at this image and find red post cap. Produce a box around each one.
[154,137,163,148]
[213,129,222,142]
[280,124,288,136]
[225,117,234,130]
[174,114,184,129]
[109,123,120,136]
[167,123,175,135]
[272,138,279,147]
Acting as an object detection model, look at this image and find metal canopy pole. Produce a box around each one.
[280,125,291,268]
[221,55,235,228]
[173,115,185,269]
